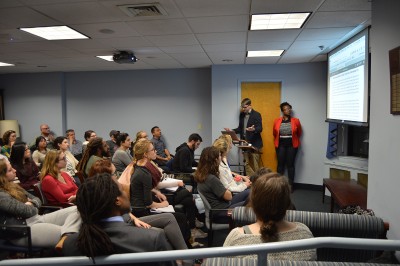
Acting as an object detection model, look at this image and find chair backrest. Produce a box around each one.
[32,182,48,205]
[197,191,212,228]
[232,207,386,262]
[75,171,85,184]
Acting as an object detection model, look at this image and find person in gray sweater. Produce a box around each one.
[0,158,81,248]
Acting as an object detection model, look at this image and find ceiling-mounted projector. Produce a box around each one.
[113,51,137,64]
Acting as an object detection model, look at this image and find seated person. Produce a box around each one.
[32,136,49,169]
[81,130,97,154]
[0,159,81,249]
[62,173,173,266]
[1,130,17,158]
[112,132,133,175]
[150,126,172,167]
[9,142,39,192]
[76,137,110,177]
[213,137,251,193]
[89,159,188,255]
[130,139,206,242]
[194,147,249,223]
[171,133,202,173]
[131,130,148,157]
[29,124,56,150]
[66,129,83,161]
[40,150,78,205]
[106,129,120,158]
[54,136,80,185]
[223,173,316,261]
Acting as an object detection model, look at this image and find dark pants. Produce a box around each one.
[214,190,249,223]
[163,188,197,229]
[276,146,298,185]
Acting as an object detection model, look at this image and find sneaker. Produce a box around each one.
[195,219,204,228]
[191,228,208,239]
[191,241,205,248]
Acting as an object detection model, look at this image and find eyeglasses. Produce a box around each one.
[42,127,50,130]
[241,105,249,109]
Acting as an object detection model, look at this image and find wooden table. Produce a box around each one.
[322,178,367,213]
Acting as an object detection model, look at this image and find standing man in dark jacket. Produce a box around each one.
[172,133,202,173]
[225,98,263,176]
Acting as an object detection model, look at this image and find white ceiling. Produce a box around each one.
[0,0,371,74]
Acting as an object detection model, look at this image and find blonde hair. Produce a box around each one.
[218,134,233,146]
[0,159,27,203]
[40,150,62,180]
[213,138,229,156]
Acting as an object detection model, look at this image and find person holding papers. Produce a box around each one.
[130,139,207,241]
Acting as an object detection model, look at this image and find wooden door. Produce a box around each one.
[241,82,281,171]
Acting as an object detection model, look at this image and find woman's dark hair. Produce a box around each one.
[2,130,16,145]
[76,137,104,174]
[9,142,29,168]
[76,173,120,260]
[280,102,292,112]
[116,132,129,146]
[35,136,46,151]
[53,136,67,150]
[249,173,291,242]
[194,146,220,183]
[84,130,95,141]
[88,159,113,177]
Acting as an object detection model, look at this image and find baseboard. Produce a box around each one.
[294,183,322,191]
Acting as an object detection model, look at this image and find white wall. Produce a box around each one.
[1,73,64,143]
[1,69,212,153]
[211,62,328,185]
[369,0,400,252]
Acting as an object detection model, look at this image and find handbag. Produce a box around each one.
[0,214,28,240]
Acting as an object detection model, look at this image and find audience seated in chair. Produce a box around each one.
[40,150,78,205]
[131,130,148,157]
[0,159,81,249]
[1,130,17,158]
[194,146,248,224]
[65,129,83,161]
[130,139,206,243]
[223,172,316,261]
[81,130,97,154]
[54,136,80,186]
[171,133,202,174]
[29,124,56,150]
[9,142,39,192]
[112,132,133,175]
[76,137,110,177]
[150,126,173,171]
[213,137,251,194]
[62,173,173,266]
[88,159,188,256]
[31,136,49,169]
[106,129,120,158]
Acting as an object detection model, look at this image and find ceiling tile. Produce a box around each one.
[248,29,301,43]
[297,27,355,40]
[159,45,204,54]
[196,32,247,45]
[146,34,199,46]
[187,15,249,33]
[306,11,371,28]
[202,43,245,53]
[208,51,245,64]
[174,0,250,17]
[72,22,141,39]
[127,19,192,35]
[247,42,291,50]
[319,0,371,11]
[245,56,280,64]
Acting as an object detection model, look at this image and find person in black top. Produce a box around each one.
[225,98,263,176]
[171,133,202,173]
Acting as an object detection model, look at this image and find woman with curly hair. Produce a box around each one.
[1,130,17,158]
[223,173,316,261]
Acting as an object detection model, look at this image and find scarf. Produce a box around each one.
[143,161,162,188]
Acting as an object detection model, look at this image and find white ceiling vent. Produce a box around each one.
[118,3,167,17]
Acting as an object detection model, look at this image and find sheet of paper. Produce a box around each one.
[150,205,175,213]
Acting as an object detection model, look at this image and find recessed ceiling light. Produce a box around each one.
[0,62,14,67]
[96,55,114,62]
[222,59,233,62]
[247,50,284,57]
[251,13,310,30]
[19,26,89,40]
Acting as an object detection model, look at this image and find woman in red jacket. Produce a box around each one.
[40,150,78,205]
[273,102,302,189]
